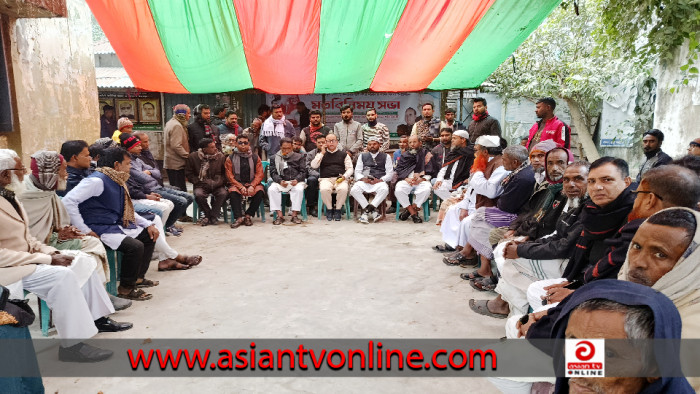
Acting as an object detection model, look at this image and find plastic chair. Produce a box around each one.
[105,246,122,297]
[432,192,442,212]
[352,193,387,222]
[24,290,51,337]
[317,189,351,221]
[395,194,430,222]
[192,197,230,223]
[272,192,308,222]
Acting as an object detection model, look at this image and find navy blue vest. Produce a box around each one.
[360,152,388,179]
[78,172,135,236]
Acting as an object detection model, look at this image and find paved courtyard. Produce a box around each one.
[36,212,503,393]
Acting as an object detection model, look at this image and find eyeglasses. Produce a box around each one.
[238,141,249,145]
[632,189,663,201]
[8,167,27,173]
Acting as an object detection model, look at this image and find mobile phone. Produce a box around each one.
[519,314,529,325]
[0,285,9,310]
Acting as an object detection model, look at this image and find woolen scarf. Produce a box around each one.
[262,116,287,137]
[472,110,489,122]
[230,151,255,182]
[395,149,423,180]
[563,186,635,281]
[96,167,135,227]
[30,150,63,191]
[500,160,529,187]
[441,145,474,187]
[197,149,223,182]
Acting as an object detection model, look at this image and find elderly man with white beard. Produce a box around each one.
[468,162,590,318]
[17,150,132,311]
[0,149,131,363]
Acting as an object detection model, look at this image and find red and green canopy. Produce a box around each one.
[88,0,560,94]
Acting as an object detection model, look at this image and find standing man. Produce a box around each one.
[219,110,241,140]
[100,105,116,139]
[467,97,501,144]
[525,97,570,150]
[350,137,394,224]
[188,104,219,151]
[395,135,431,223]
[411,103,441,149]
[440,107,465,132]
[432,130,474,201]
[243,118,262,156]
[305,135,325,217]
[164,104,191,192]
[300,109,331,152]
[58,140,91,197]
[269,138,306,225]
[310,133,353,221]
[636,128,672,183]
[687,138,700,156]
[426,128,453,179]
[260,104,295,160]
[295,101,310,131]
[333,105,363,157]
[185,138,228,226]
[225,134,265,229]
[210,104,228,127]
[361,108,390,152]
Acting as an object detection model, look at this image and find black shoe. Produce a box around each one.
[386,205,396,214]
[411,214,423,223]
[334,210,342,221]
[95,317,133,333]
[59,342,114,363]
[326,209,334,221]
[309,207,318,217]
[399,208,411,221]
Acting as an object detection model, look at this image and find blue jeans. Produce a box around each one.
[0,325,44,393]
[154,186,193,227]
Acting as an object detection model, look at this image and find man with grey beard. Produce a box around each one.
[469,162,590,318]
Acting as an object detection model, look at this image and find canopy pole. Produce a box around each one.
[321,94,326,124]
[459,89,464,123]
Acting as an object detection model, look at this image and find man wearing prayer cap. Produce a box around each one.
[432,129,474,201]
[350,136,394,224]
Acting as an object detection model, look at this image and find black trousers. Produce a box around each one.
[194,186,229,220]
[306,176,319,207]
[116,229,156,286]
[166,169,187,192]
[229,190,264,218]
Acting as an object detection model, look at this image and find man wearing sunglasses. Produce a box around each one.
[688,138,700,157]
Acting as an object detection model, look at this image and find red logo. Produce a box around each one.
[575,340,595,361]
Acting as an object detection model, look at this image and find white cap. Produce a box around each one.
[475,135,500,148]
[453,130,469,139]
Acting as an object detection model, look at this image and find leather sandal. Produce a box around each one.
[117,287,152,301]
[230,218,245,229]
[291,216,302,224]
[135,278,159,288]
[273,217,285,225]
[244,216,253,226]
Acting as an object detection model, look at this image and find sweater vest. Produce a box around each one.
[320,149,346,178]
[79,172,134,236]
[360,152,388,179]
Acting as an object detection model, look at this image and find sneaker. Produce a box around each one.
[334,210,342,221]
[326,208,334,221]
[359,213,369,224]
[371,211,381,222]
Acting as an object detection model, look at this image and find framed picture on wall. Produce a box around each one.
[138,99,160,123]
[116,99,137,121]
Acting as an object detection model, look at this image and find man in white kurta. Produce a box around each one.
[350,137,394,223]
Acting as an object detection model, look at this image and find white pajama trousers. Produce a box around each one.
[395,180,431,208]
[457,215,474,247]
[151,215,178,261]
[350,181,389,208]
[433,180,453,201]
[134,198,174,224]
[493,242,568,316]
[20,264,113,346]
[268,182,306,212]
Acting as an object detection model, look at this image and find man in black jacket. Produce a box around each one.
[269,138,307,225]
[469,162,589,318]
[636,129,672,183]
[188,104,220,151]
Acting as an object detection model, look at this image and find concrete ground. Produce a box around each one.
[36,209,503,393]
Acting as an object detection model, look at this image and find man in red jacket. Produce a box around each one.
[525,97,571,151]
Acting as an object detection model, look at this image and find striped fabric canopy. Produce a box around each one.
[88,0,560,94]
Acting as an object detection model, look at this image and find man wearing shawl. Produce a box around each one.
[164,104,191,192]
[552,280,693,393]
[268,138,307,225]
[62,147,159,301]
[470,156,586,318]
[432,129,474,201]
[410,103,442,149]
[17,150,133,311]
[528,140,558,184]
[394,135,431,223]
[462,146,535,287]
[260,104,295,159]
[300,109,331,153]
[185,138,228,226]
[0,149,131,362]
[225,133,265,228]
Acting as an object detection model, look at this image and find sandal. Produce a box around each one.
[443,253,466,266]
[244,216,253,226]
[460,270,484,280]
[291,216,302,224]
[117,287,152,301]
[469,299,508,319]
[183,255,202,267]
[197,217,210,227]
[230,218,245,229]
[469,277,497,292]
[433,244,455,253]
[135,278,159,288]
[459,256,479,268]
[158,259,190,271]
[273,217,285,225]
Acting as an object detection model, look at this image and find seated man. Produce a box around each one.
[426,128,452,180]
[471,162,589,318]
[432,129,473,201]
[394,135,431,223]
[0,149,130,363]
[57,139,92,197]
[305,135,325,217]
[269,138,306,225]
[292,136,305,154]
[18,150,131,311]
[350,137,394,224]
[464,145,535,288]
[225,133,265,228]
[185,138,228,226]
[527,140,558,184]
[132,132,162,186]
[62,147,159,301]
[310,133,353,221]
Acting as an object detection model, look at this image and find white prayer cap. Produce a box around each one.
[367,136,381,143]
[475,135,500,148]
[453,130,469,139]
